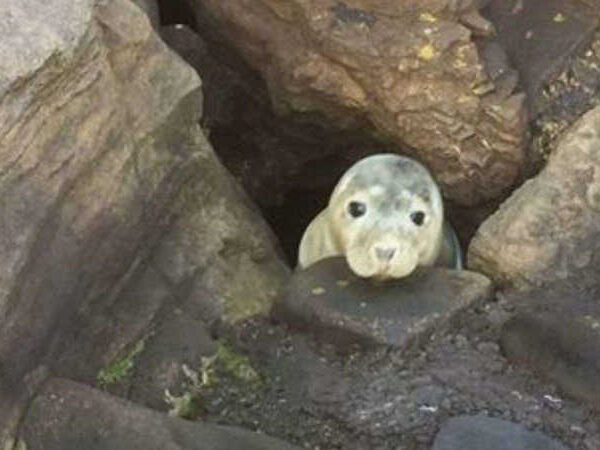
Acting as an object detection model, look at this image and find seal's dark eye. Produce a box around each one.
[411,211,425,226]
[348,201,367,218]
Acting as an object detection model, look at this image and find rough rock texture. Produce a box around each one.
[132,0,160,28]
[121,303,218,412]
[202,291,600,449]
[275,257,492,351]
[432,415,568,450]
[186,0,529,206]
[160,23,390,264]
[0,0,288,443]
[145,131,290,326]
[0,0,200,439]
[160,24,377,206]
[469,105,600,290]
[482,0,599,117]
[500,292,600,411]
[20,378,303,450]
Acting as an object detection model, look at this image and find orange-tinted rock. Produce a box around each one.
[469,105,600,290]
[186,0,529,205]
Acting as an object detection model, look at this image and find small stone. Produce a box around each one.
[476,341,500,354]
[432,415,568,450]
[553,13,566,23]
[413,385,446,407]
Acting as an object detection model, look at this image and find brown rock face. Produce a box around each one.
[468,105,600,290]
[186,0,528,206]
[0,0,288,440]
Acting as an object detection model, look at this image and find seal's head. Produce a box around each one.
[327,154,443,280]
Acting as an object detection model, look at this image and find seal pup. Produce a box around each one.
[298,154,461,280]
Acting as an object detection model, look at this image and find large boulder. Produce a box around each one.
[146,130,290,327]
[468,105,600,290]
[184,0,529,206]
[0,0,288,442]
[20,378,302,450]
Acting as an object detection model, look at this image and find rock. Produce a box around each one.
[482,0,599,117]
[274,257,492,351]
[146,129,290,326]
[123,302,218,412]
[469,105,600,290]
[244,328,350,410]
[432,415,568,450]
[476,40,520,100]
[20,378,303,450]
[0,0,200,437]
[185,0,529,206]
[501,303,600,410]
[160,24,256,132]
[0,0,288,440]
[132,0,160,28]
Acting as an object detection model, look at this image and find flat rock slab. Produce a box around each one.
[501,308,600,410]
[432,415,568,450]
[275,257,492,351]
[482,0,599,116]
[20,378,302,450]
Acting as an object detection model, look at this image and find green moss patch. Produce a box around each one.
[216,342,261,385]
[97,339,145,387]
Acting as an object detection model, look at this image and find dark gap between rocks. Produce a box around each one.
[157,0,197,30]
[157,0,385,265]
[156,0,482,267]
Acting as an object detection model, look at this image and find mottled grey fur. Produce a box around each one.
[298,154,461,279]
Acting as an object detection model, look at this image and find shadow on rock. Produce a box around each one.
[274,257,493,352]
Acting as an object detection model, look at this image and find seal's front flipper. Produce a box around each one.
[297,209,341,270]
[436,221,463,270]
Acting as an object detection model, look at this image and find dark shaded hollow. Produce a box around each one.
[155,0,481,267]
[157,0,197,30]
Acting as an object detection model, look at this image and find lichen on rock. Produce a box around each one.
[185,0,529,206]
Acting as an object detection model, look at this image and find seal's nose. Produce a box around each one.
[375,247,396,262]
